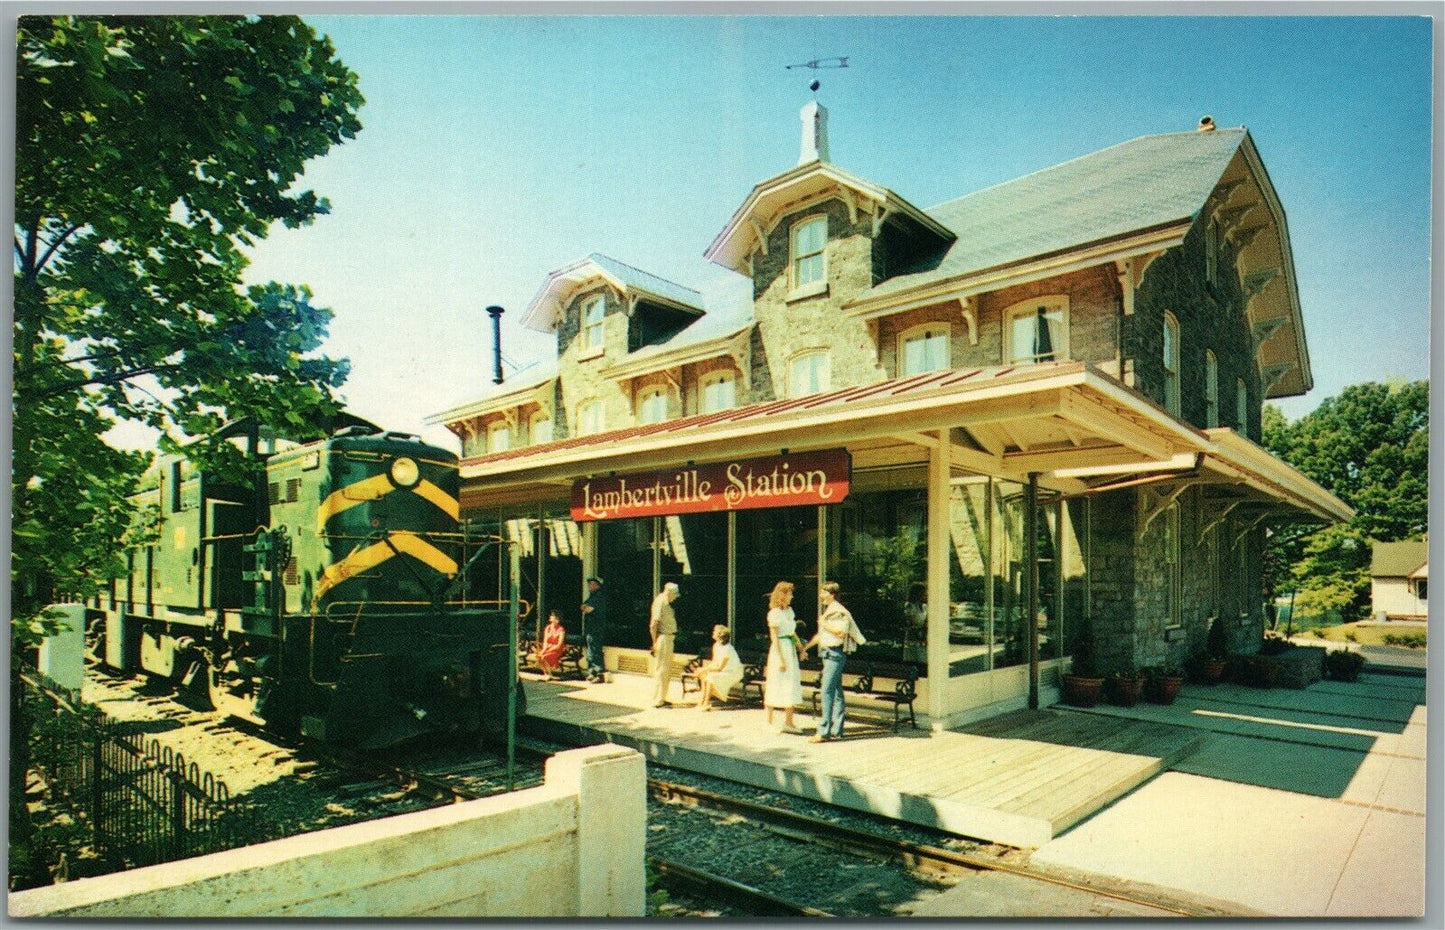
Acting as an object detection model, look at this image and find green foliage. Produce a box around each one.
[1206,614,1228,658]
[1382,631,1426,648]
[1323,649,1366,681]
[12,15,364,622]
[1262,381,1427,620]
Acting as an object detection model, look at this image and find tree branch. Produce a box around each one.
[24,363,186,402]
[34,224,81,277]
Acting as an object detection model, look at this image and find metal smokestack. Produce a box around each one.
[487,305,505,385]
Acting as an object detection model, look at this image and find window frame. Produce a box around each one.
[1236,378,1248,431]
[637,384,671,425]
[486,420,511,453]
[789,214,828,297]
[577,399,605,436]
[787,349,831,398]
[898,322,952,376]
[1163,311,1181,416]
[699,371,737,414]
[1205,349,1219,428]
[581,294,607,351]
[529,410,553,445]
[1002,295,1070,365]
[1205,215,1220,287]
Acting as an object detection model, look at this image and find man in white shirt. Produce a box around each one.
[649,581,680,707]
[801,581,862,742]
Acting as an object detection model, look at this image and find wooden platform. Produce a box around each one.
[519,674,1206,848]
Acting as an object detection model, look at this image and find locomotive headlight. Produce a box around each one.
[389,456,420,488]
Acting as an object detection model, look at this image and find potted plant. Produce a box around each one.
[1144,663,1187,705]
[1189,617,1229,685]
[1061,618,1104,707]
[1107,662,1145,707]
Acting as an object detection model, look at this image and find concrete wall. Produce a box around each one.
[9,745,646,919]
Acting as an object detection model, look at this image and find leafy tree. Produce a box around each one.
[11,15,363,882]
[1262,381,1428,621]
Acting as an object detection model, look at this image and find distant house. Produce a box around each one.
[1371,539,1428,621]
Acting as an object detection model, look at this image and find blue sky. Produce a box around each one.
[236,14,1434,449]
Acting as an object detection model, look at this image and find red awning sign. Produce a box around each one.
[571,448,851,521]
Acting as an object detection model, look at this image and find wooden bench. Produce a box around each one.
[802,658,921,730]
[681,652,765,705]
[518,636,584,679]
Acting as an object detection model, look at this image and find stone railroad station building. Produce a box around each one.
[429,105,1350,727]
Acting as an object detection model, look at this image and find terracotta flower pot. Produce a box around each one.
[1146,675,1185,705]
[1062,674,1105,708]
[1108,675,1144,707]
[1196,658,1226,685]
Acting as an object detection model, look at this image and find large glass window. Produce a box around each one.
[658,513,729,656]
[791,216,827,290]
[582,295,606,350]
[788,350,830,398]
[487,421,511,453]
[700,372,736,413]
[595,519,656,649]
[826,473,928,666]
[1004,297,1069,364]
[947,477,991,676]
[1236,378,1248,431]
[530,411,552,445]
[901,325,950,375]
[1163,311,1181,416]
[735,507,820,658]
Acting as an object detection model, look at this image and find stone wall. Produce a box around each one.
[555,286,632,436]
[1129,216,1260,439]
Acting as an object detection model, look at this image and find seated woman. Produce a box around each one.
[694,624,743,710]
[537,610,568,680]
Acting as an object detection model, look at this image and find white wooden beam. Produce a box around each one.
[1115,258,1135,316]
[959,295,979,344]
[1198,499,1242,546]
[1059,390,1176,463]
[1137,480,1196,539]
[749,218,768,257]
[1045,450,1199,478]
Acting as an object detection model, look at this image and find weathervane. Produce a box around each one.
[786,56,849,93]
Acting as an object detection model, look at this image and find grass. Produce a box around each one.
[1295,622,1427,647]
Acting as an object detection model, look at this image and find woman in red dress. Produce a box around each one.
[537,610,568,680]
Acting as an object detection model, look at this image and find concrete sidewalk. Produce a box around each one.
[1028,672,1427,917]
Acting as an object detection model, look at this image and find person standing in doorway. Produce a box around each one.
[763,581,803,733]
[650,581,680,707]
[802,582,864,742]
[580,577,608,683]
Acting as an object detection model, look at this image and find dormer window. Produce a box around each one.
[788,350,830,398]
[1004,297,1069,364]
[790,216,827,294]
[582,295,606,351]
[900,324,950,375]
[700,372,737,413]
[1205,350,1219,428]
[638,386,669,424]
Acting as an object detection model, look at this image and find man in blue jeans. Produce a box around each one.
[580,577,607,683]
[802,582,862,742]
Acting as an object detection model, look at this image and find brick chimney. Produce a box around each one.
[799,100,831,165]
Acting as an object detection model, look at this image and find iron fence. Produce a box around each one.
[20,670,259,872]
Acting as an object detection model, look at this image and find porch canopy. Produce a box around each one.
[456,361,1353,527]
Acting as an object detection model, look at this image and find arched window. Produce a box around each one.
[700,372,737,413]
[1205,350,1219,428]
[1236,378,1248,431]
[790,215,827,292]
[1003,296,1069,364]
[578,399,605,436]
[529,410,553,445]
[581,294,606,351]
[487,420,511,453]
[788,350,830,398]
[899,323,951,376]
[1163,311,1181,416]
[637,385,670,425]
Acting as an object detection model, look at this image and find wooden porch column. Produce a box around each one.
[926,429,951,726]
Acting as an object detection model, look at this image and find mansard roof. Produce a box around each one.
[519,252,705,333]
[864,129,1251,301]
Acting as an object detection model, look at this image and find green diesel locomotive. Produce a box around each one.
[92,420,519,748]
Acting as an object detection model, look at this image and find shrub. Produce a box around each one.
[1311,628,1327,638]
[1323,649,1366,682]
[1344,630,1358,643]
[1207,616,1229,658]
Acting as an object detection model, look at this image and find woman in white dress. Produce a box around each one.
[763,581,803,732]
[695,624,744,710]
